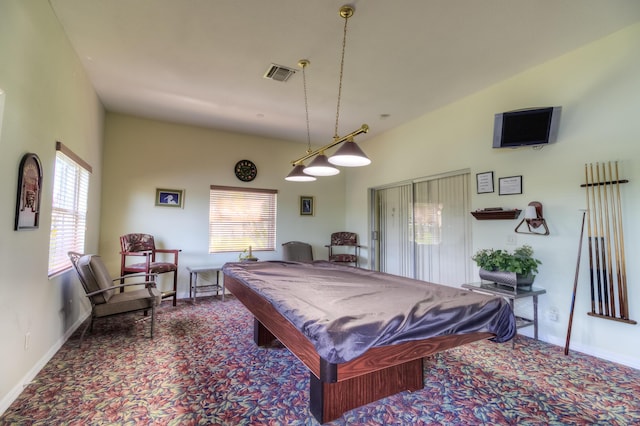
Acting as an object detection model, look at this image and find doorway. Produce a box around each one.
[371,170,473,285]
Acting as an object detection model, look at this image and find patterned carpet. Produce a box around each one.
[2,296,639,425]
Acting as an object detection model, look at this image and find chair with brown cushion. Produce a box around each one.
[325,232,361,267]
[282,241,314,262]
[68,251,161,345]
[120,233,180,306]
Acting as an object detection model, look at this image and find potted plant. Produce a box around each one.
[239,246,258,262]
[471,245,541,289]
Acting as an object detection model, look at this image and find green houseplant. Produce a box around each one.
[472,245,541,289]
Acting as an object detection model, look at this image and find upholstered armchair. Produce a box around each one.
[282,241,314,262]
[120,233,180,306]
[326,232,360,267]
[68,252,161,345]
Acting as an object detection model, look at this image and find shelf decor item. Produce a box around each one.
[472,245,541,289]
[470,208,521,220]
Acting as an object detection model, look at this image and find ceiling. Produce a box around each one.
[49,0,640,146]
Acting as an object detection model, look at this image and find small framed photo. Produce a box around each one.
[499,175,523,196]
[155,188,184,207]
[476,171,494,194]
[300,196,314,216]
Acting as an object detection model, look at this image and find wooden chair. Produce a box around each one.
[282,241,313,262]
[68,252,161,345]
[325,232,360,267]
[120,233,180,306]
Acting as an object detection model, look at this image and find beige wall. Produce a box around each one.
[0,1,104,411]
[99,113,347,297]
[346,23,640,367]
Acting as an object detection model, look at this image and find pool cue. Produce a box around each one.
[600,162,616,317]
[608,161,623,319]
[589,163,603,315]
[565,210,586,356]
[585,164,596,314]
[614,161,629,319]
[595,163,610,317]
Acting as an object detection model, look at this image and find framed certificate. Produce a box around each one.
[499,175,523,195]
[476,171,494,194]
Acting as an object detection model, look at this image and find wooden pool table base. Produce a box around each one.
[226,274,493,424]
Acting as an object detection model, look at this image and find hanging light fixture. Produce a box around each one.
[286,5,370,180]
[327,5,371,168]
[285,59,317,182]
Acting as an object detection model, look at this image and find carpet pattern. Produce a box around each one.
[2,296,639,425]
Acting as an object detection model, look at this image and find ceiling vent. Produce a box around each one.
[263,64,296,82]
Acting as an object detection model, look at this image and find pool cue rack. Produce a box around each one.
[580,161,635,325]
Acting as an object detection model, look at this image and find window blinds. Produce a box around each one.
[48,143,91,276]
[209,185,277,253]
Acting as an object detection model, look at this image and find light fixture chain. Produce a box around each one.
[334,12,349,139]
[302,64,312,154]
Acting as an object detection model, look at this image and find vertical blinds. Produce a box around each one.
[209,185,277,253]
[48,143,91,276]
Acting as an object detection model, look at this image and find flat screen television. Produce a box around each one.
[493,106,561,148]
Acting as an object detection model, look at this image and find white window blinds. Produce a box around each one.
[48,142,91,276]
[209,185,277,253]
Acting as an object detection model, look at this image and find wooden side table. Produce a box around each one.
[187,265,225,303]
[461,282,546,348]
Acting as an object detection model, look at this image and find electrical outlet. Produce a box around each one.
[506,234,517,245]
[547,308,559,322]
[24,332,31,350]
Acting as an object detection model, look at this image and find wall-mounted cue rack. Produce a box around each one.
[580,161,635,325]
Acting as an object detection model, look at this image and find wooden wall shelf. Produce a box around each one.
[471,209,521,220]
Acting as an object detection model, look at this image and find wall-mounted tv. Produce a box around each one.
[493,106,561,148]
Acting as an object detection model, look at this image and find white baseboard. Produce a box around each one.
[0,311,90,416]
[539,334,640,370]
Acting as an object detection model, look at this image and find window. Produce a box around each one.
[48,142,91,276]
[209,185,277,253]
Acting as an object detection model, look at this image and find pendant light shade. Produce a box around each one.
[285,164,317,181]
[328,139,371,167]
[303,153,340,176]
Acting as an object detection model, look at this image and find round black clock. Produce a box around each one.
[234,159,257,182]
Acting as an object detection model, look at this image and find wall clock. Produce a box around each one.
[234,159,257,182]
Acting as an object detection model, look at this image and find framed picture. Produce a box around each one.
[499,175,523,195]
[476,171,494,194]
[155,188,184,207]
[300,196,314,216]
[15,153,43,230]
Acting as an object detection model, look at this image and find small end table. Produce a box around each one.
[187,265,225,303]
[461,281,546,348]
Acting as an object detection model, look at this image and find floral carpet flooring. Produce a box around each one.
[2,296,639,425]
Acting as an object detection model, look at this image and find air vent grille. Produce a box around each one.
[264,64,296,82]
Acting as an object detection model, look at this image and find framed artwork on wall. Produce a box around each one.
[15,153,43,230]
[476,171,494,194]
[300,196,314,216]
[499,175,523,195]
[155,188,184,208]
